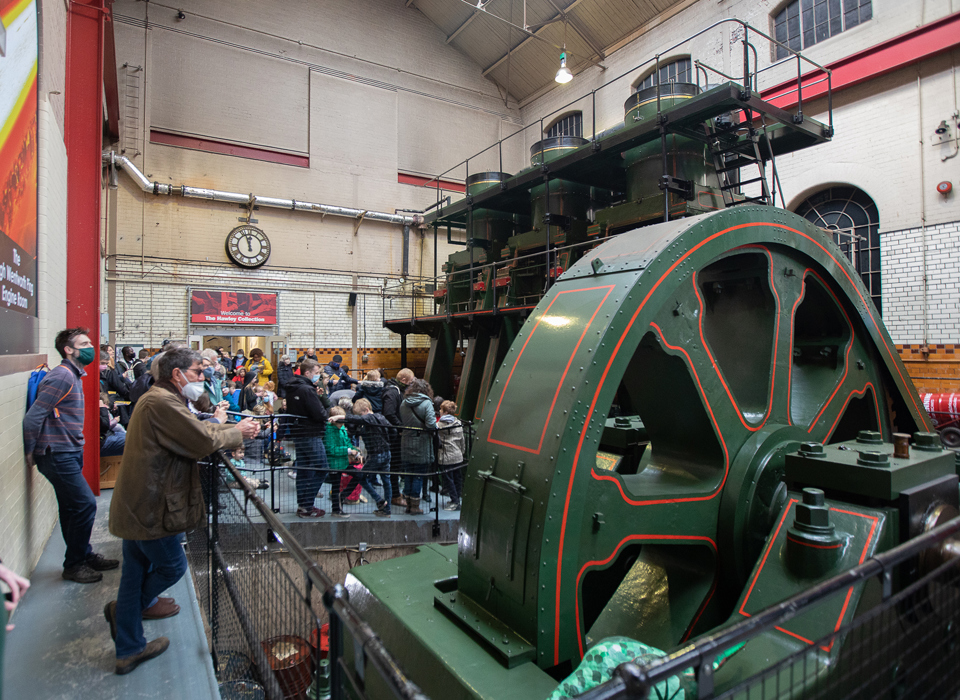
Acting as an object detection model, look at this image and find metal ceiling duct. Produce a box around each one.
[103,151,421,226]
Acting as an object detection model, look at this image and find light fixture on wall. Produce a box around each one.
[555,51,572,84]
[935,120,949,136]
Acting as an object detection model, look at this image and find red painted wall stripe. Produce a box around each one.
[149,129,310,168]
[397,172,466,193]
[762,11,960,110]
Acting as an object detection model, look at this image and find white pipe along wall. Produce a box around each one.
[103,151,422,227]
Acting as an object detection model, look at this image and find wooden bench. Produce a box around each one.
[99,455,123,489]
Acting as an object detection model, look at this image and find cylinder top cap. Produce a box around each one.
[530,136,588,165]
[624,81,700,114]
[466,172,511,195]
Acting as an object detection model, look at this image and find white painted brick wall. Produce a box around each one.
[882,219,960,344]
[113,259,431,348]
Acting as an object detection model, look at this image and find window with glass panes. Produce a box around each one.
[546,112,582,138]
[795,186,881,314]
[636,58,692,91]
[774,0,872,59]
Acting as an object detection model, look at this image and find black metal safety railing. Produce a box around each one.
[189,445,960,700]
[190,454,429,700]
[381,237,600,322]
[573,515,960,700]
[218,411,473,533]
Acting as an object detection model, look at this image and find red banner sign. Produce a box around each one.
[190,290,277,325]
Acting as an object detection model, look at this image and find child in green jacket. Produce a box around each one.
[324,407,386,516]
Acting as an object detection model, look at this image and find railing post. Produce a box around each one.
[269,414,277,513]
[742,27,750,98]
[210,457,221,661]
[433,429,442,538]
[325,587,346,700]
[796,53,804,123]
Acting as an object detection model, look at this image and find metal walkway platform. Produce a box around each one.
[2,490,220,700]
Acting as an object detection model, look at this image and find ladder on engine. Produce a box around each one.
[709,120,774,208]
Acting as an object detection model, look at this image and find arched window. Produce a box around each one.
[773,0,872,60]
[795,186,881,314]
[636,57,692,92]
[546,112,582,138]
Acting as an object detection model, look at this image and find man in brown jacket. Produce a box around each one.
[104,348,259,674]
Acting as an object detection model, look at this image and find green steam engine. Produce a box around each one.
[363,38,960,700]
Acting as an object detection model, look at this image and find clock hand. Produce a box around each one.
[246,235,253,253]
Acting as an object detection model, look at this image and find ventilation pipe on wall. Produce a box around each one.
[103,151,422,227]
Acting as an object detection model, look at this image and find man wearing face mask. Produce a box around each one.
[106,348,259,674]
[23,328,120,584]
[284,358,335,517]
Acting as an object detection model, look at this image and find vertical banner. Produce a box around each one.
[0,0,39,354]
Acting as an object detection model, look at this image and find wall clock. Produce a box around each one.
[225,225,271,268]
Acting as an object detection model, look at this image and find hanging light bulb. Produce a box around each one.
[555,51,573,84]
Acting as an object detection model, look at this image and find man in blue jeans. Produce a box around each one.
[23,328,119,583]
[104,348,259,675]
[285,358,334,518]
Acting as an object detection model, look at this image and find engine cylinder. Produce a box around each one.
[622,82,717,203]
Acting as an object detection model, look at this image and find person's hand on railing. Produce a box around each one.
[236,417,260,440]
[213,402,229,424]
[0,562,29,631]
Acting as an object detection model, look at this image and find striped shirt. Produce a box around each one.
[22,361,86,455]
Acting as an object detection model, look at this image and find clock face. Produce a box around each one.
[225,226,271,268]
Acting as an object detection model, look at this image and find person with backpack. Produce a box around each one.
[132,349,148,379]
[22,328,119,584]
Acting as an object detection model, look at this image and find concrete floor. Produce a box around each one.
[3,490,219,700]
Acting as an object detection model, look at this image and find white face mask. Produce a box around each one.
[177,370,206,402]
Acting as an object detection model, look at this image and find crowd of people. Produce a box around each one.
[19,332,468,676]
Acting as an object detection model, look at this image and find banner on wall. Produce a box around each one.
[0,0,39,354]
[190,290,278,325]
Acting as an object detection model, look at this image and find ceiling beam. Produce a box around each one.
[482,0,593,77]
[446,9,483,44]
[542,0,604,59]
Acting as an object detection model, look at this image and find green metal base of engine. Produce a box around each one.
[344,544,558,700]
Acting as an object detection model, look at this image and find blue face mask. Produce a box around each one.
[203,367,215,380]
[310,374,321,384]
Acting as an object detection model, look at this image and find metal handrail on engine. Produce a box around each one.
[382,236,603,320]
[418,17,833,205]
[573,515,960,700]
[214,453,430,700]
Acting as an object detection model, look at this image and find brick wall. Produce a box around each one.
[112,258,433,350]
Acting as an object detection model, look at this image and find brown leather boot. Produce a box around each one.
[405,497,423,515]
